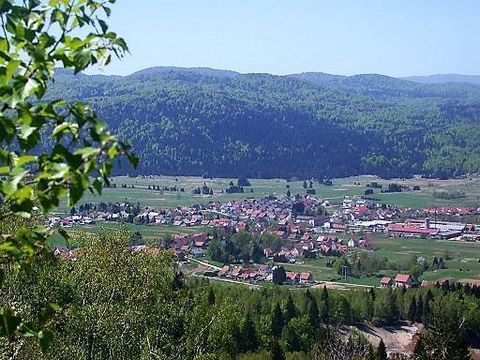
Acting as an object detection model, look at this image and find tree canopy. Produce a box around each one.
[44,66,480,179]
[0,0,135,348]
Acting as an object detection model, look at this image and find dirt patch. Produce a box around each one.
[311,282,373,291]
[342,322,422,356]
[472,349,480,360]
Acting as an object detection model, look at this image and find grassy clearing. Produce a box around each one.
[54,175,480,214]
[49,222,209,246]
[283,234,480,285]
[50,174,480,285]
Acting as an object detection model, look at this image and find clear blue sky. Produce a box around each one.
[94,0,480,77]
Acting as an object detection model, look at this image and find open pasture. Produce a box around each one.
[55,174,480,214]
[50,222,209,246]
[284,234,480,286]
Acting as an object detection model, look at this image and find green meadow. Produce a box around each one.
[49,222,209,246]
[51,174,480,286]
[283,234,480,286]
[54,174,480,214]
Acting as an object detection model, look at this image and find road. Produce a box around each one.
[191,272,261,289]
[187,257,222,270]
[187,257,377,291]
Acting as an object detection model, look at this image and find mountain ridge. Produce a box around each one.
[72,67,480,86]
[47,67,480,179]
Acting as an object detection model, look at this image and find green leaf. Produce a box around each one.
[58,227,70,241]
[68,172,88,205]
[73,49,92,73]
[22,78,40,99]
[38,330,54,353]
[0,308,21,337]
[92,177,103,194]
[0,0,12,13]
[16,155,37,167]
[6,60,20,80]
[98,19,108,33]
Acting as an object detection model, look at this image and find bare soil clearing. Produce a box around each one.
[342,322,422,356]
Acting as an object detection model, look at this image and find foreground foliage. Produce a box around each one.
[0,0,135,348]
[1,229,479,359]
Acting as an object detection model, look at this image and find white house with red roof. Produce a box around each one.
[380,276,393,288]
[299,272,313,283]
[394,274,415,288]
[285,271,299,284]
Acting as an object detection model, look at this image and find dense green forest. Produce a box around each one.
[46,67,480,179]
[1,228,479,359]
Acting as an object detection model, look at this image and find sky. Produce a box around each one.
[91,0,480,77]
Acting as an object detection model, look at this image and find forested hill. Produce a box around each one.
[47,67,480,179]
[403,74,480,86]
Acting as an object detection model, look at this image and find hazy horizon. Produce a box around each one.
[84,65,480,78]
[87,0,480,78]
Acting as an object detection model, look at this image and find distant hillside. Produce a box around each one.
[403,74,480,86]
[46,67,480,179]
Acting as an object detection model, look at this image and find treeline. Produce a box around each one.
[330,253,445,280]
[208,232,283,264]
[44,68,480,179]
[1,228,479,359]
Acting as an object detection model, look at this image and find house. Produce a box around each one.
[192,232,209,243]
[240,268,254,280]
[285,271,299,284]
[299,272,313,283]
[380,277,393,288]
[264,247,274,258]
[347,239,358,248]
[218,265,231,277]
[394,274,415,288]
[231,267,243,279]
[388,223,439,237]
[190,247,206,258]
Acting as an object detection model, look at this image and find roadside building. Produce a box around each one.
[394,274,415,288]
[380,276,393,288]
[299,272,313,283]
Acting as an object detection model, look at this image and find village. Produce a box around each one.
[48,193,480,288]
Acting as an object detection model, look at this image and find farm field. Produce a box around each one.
[55,174,480,214]
[284,235,480,287]
[52,220,480,287]
[49,221,209,246]
[51,174,480,287]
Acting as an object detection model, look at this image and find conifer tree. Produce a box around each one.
[207,287,215,305]
[285,294,296,322]
[240,313,258,353]
[408,296,417,321]
[309,296,320,328]
[271,303,284,338]
[366,344,376,360]
[415,295,423,322]
[320,285,330,324]
[270,341,285,360]
[376,339,388,360]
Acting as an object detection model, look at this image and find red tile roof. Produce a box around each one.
[395,274,411,283]
[285,271,298,280]
[300,272,313,281]
[380,276,392,285]
[388,223,438,235]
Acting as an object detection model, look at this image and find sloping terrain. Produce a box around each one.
[46,67,480,179]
